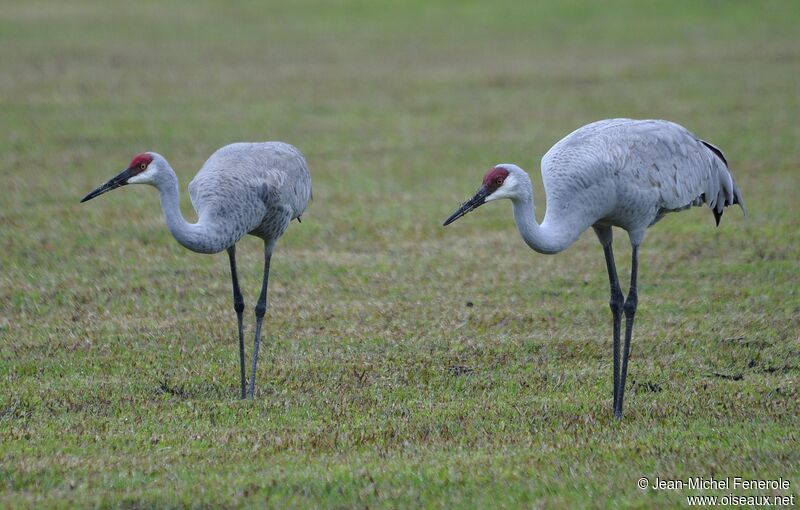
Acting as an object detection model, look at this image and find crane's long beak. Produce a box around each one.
[81,167,135,203]
[443,186,490,226]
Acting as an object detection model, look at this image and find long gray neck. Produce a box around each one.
[156,169,228,254]
[511,190,577,255]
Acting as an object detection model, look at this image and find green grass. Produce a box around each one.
[1,0,799,507]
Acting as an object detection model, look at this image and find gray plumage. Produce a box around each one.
[540,119,745,241]
[443,118,745,419]
[131,141,311,254]
[81,141,312,399]
[187,142,311,251]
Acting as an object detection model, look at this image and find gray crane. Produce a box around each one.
[443,119,745,419]
[81,142,312,399]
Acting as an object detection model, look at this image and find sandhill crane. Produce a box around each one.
[443,119,745,419]
[81,142,312,399]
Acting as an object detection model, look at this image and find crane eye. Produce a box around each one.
[139,163,147,170]
[496,178,504,185]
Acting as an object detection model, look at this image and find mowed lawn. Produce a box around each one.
[1,1,798,508]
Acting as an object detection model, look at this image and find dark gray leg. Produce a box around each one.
[615,244,639,419]
[248,246,272,399]
[600,241,624,413]
[227,246,247,399]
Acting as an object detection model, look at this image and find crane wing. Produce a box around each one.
[622,120,745,225]
[539,119,745,230]
[188,142,312,242]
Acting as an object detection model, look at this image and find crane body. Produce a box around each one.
[443,118,745,418]
[82,142,311,399]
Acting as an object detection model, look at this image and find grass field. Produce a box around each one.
[1,0,799,507]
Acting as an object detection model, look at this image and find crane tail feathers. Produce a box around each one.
[710,184,746,227]
[733,181,747,217]
[699,138,746,226]
[713,207,722,227]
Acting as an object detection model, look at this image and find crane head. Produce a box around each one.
[81,153,155,203]
[442,165,512,226]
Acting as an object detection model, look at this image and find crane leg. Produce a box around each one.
[227,246,247,400]
[248,247,272,399]
[599,239,624,414]
[615,244,639,419]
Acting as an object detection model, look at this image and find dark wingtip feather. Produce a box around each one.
[700,139,728,166]
[713,208,722,226]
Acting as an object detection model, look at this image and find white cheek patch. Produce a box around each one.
[485,191,502,202]
[127,166,157,184]
[485,175,518,202]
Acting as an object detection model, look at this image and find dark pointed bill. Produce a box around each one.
[442,186,490,226]
[80,167,135,203]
